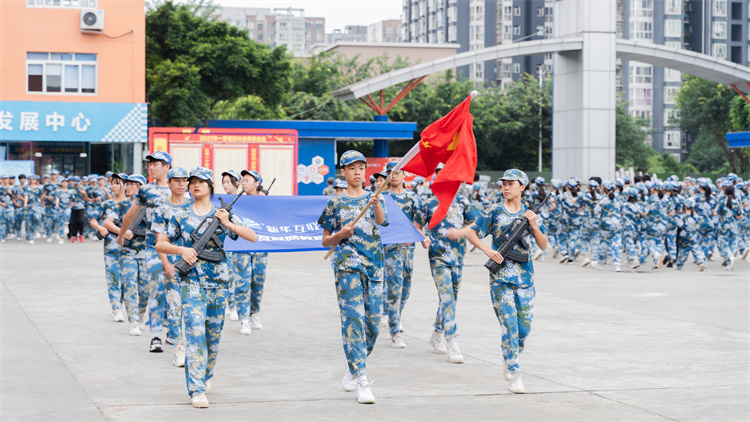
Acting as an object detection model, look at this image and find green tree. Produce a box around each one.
[615,100,654,171]
[146,1,291,126]
[676,75,750,174]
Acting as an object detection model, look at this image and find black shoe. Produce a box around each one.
[666,260,673,268]
[149,337,163,353]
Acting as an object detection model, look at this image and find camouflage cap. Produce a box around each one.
[241,169,262,185]
[145,150,172,166]
[168,167,189,180]
[339,150,367,167]
[221,170,242,182]
[188,167,213,182]
[385,161,398,172]
[127,174,147,185]
[335,180,348,189]
[499,169,529,186]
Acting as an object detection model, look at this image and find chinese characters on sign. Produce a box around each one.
[254,221,323,242]
[0,110,92,133]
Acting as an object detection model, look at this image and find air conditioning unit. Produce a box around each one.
[80,9,104,31]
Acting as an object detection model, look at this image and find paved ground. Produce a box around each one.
[1,239,748,421]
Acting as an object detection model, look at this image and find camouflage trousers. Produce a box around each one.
[1,207,14,239]
[429,262,462,339]
[579,225,600,257]
[645,230,666,259]
[117,249,141,323]
[236,252,268,319]
[146,247,166,337]
[44,206,57,237]
[165,274,183,343]
[564,225,581,260]
[120,247,149,317]
[622,229,640,263]
[597,230,622,266]
[676,233,705,268]
[384,243,414,336]
[491,283,535,373]
[181,285,228,398]
[103,250,122,313]
[698,231,716,259]
[716,229,738,262]
[25,205,43,241]
[56,207,70,238]
[665,228,678,260]
[335,270,383,378]
[14,208,26,234]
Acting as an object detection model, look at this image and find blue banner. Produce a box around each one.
[211,195,424,253]
[0,101,147,143]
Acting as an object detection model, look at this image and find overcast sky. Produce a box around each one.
[213,0,403,32]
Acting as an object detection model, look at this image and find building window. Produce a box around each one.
[537,7,544,17]
[629,65,653,84]
[664,87,679,104]
[513,26,520,36]
[663,131,681,149]
[664,108,679,126]
[630,88,653,106]
[632,0,653,17]
[631,21,653,40]
[512,63,520,73]
[27,0,97,7]
[713,43,727,58]
[665,41,681,50]
[713,0,727,17]
[27,52,97,94]
[513,6,521,16]
[664,19,681,37]
[475,63,483,79]
[664,0,681,15]
[713,22,727,39]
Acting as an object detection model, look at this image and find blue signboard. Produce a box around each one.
[0,160,35,178]
[297,139,336,196]
[726,132,750,148]
[0,101,147,143]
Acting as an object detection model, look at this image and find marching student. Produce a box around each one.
[155,167,257,408]
[714,184,742,271]
[68,176,89,243]
[104,174,145,336]
[221,171,242,323]
[465,169,547,394]
[319,150,388,404]
[56,178,72,243]
[91,173,126,322]
[117,151,173,353]
[152,167,192,367]
[383,161,430,348]
[420,175,479,364]
[675,198,707,271]
[238,169,269,332]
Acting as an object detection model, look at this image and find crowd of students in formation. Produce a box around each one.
[9,149,745,408]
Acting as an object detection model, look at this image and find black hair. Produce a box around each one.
[536,185,547,202]
[628,195,638,203]
[111,174,124,184]
[658,189,664,199]
[147,158,172,170]
[188,177,215,198]
[616,185,623,193]
[725,185,735,209]
[223,174,240,188]
[474,172,480,182]
[569,185,578,198]
[634,175,642,183]
[643,174,652,182]
[589,185,597,201]
[590,176,602,186]
[608,191,615,200]
[18,174,26,179]
[702,186,711,204]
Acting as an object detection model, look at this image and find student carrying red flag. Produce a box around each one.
[402,92,478,229]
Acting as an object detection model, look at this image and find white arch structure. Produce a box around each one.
[332,1,750,180]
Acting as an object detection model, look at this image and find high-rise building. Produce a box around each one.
[326,26,368,44]
[216,7,325,57]
[620,0,749,160]
[400,1,553,86]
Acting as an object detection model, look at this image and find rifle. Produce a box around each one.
[95,230,112,241]
[174,191,244,275]
[484,194,549,274]
[258,178,276,196]
[122,207,147,248]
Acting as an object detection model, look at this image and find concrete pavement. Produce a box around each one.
[1,240,748,421]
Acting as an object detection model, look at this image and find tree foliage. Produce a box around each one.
[676,75,749,174]
[615,100,654,171]
[146,1,291,126]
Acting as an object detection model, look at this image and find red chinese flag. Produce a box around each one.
[402,94,477,229]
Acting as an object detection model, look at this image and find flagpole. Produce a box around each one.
[323,142,421,260]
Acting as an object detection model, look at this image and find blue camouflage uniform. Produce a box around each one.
[107,199,142,324]
[714,194,742,264]
[675,199,706,269]
[98,199,122,314]
[12,182,27,236]
[24,180,44,241]
[56,184,72,238]
[384,188,422,337]
[0,181,14,240]
[621,188,643,266]
[644,188,669,266]
[594,191,622,267]
[318,179,388,379]
[420,194,479,341]
[579,183,600,260]
[164,196,242,398]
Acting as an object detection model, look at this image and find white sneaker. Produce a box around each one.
[205,380,212,394]
[229,307,239,321]
[729,257,737,271]
[191,393,209,408]
[591,261,603,270]
[113,310,124,323]
[614,265,621,272]
[129,322,141,336]
[240,319,252,335]
[430,330,447,354]
[552,246,559,258]
[581,257,591,267]
[391,333,406,348]
[342,371,357,392]
[46,237,52,243]
[398,321,404,332]
[58,238,64,244]
[27,240,34,245]
[250,314,263,330]
[173,343,185,367]
[509,372,526,394]
[699,263,706,272]
[356,379,376,404]
[138,313,147,331]
[558,254,569,263]
[504,366,512,382]
[533,250,543,261]
[447,338,464,364]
